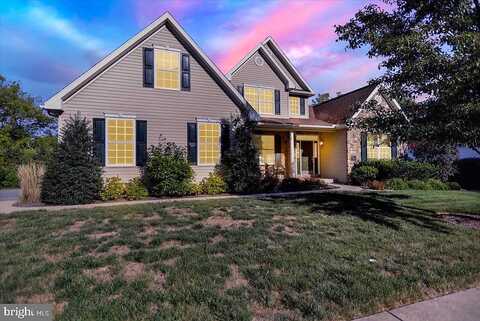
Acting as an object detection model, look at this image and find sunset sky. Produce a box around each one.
[1,0,383,101]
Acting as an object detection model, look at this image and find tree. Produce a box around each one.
[0,75,55,186]
[41,114,102,204]
[311,93,330,104]
[335,0,480,155]
[217,116,261,193]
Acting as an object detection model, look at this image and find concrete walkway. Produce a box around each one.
[354,287,480,321]
[0,184,365,214]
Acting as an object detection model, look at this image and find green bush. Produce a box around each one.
[406,179,430,190]
[217,116,261,194]
[385,178,409,190]
[200,172,226,195]
[425,178,449,190]
[124,177,148,200]
[260,165,280,192]
[41,114,102,205]
[142,137,193,197]
[277,177,324,192]
[100,177,124,201]
[0,165,18,188]
[351,160,440,181]
[188,181,203,195]
[447,181,462,190]
[350,166,378,185]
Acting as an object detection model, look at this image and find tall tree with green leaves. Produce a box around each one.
[41,114,102,204]
[335,0,480,155]
[0,75,55,186]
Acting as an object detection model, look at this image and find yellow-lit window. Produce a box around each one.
[155,49,180,90]
[198,122,221,165]
[254,135,275,165]
[367,134,391,160]
[290,96,300,116]
[244,86,274,114]
[107,118,135,166]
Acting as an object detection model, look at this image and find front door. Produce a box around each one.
[295,139,319,176]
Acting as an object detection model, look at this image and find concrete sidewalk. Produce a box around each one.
[354,287,480,321]
[0,184,364,214]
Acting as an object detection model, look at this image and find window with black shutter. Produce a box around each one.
[300,98,306,115]
[274,90,281,115]
[187,123,197,165]
[92,118,105,166]
[181,53,190,91]
[143,48,154,88]
[136,120,147,166]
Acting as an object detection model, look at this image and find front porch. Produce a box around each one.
[254,126,349,183]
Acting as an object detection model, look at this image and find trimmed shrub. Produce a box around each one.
[200,172,227,195]
[447,181,462,190]
[350,166,378,186]
[260,165,280,192]
[188,182,202,195]
[124,177,148,200]
[406,179,429,190]
[454,158,480,190]
[143,137,193,197]
[17,162,45,204]
[41,114,102,205]
[385,178,409,190]
[367,180,385,190]
[100,177,124,201]
[277,178,324,192]
[351,159,440,182]
[425,178,449,190]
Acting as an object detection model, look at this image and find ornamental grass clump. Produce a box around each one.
[17,162,45,204]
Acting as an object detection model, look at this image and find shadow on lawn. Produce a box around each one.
[265,192,450,233]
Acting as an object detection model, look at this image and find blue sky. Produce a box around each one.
[0,0,381,102]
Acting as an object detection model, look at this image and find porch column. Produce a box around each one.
[289,131,296,177]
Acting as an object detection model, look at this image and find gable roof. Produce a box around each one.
[226,37,315,95]
[311,84,379,124]
[43,12,257,119]
[261,37,314,93]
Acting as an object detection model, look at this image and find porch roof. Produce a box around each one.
[258,105,342,130]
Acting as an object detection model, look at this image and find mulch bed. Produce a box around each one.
[437,213,480,230]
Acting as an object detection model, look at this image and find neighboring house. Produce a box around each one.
[44,12,402,184]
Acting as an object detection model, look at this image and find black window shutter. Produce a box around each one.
[300,98,306,115]
[360,132,368,162]
[136,120,147,166]
[187,122,197,165]
[221,123,230,158]
[237,85,244,96]
[143,48,154,88]
[92,118,105,166]
[181,53,190,91]
[274,134,281,154]
[274,90,281,115]
[391,140,398,159]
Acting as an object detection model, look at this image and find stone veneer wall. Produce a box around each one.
[346,129,362,175]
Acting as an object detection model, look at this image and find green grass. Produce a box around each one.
[1,190,479,321]
[384,190,480,215]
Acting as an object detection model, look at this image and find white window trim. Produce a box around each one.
[154,47,181,91]
[197,121,221,166]
[289,96,300,116]
[105,117,136,168]
[244,84,275,116]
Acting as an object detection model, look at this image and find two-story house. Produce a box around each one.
[44,12,401,184]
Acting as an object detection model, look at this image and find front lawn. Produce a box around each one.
[1,191,479,321]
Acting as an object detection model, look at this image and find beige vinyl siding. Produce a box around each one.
[60,25,239,181]
[263,44,302,90]
[319,130,348,183]
[229,52,289,117]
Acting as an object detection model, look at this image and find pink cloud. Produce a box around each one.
[216,0,338,72]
